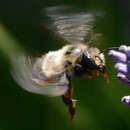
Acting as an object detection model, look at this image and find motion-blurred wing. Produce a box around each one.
[11,54,69,96]
[42,6,103,45]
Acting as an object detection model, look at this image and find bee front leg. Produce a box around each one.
[62,82,77,124]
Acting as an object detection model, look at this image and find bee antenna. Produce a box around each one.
[99,47,119,54]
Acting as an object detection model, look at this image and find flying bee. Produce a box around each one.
[11,6,109,123]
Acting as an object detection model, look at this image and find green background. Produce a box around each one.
[0,0,130,130]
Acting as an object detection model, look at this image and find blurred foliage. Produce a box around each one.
[0,0,130,130]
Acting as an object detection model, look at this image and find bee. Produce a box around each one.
[11,6,109,123]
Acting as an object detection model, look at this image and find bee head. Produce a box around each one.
[83,47,106,73]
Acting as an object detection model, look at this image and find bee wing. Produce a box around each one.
[11,54,69,96]
[42,5,103,45]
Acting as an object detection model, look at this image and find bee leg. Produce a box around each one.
[96,70,100,76]
[103,73,109,83]
[62,83,76,124]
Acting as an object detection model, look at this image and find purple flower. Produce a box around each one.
[109,45,130,106]
[109,45,130,86]
[121,96,130,106]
